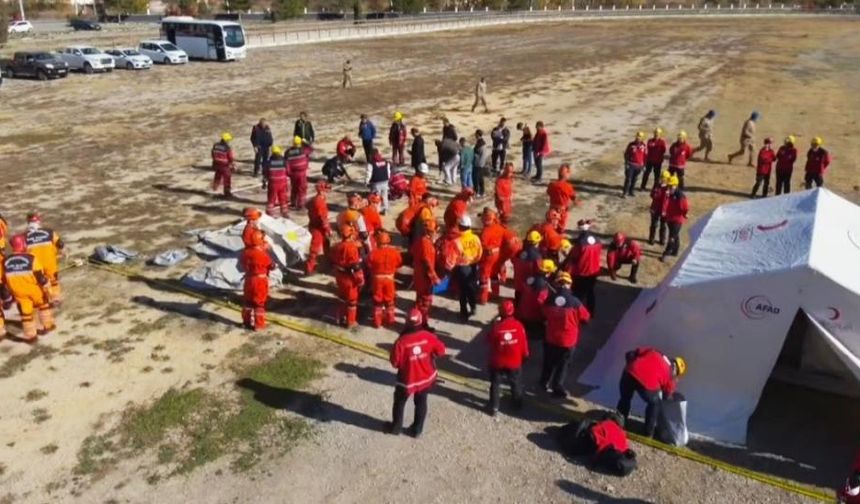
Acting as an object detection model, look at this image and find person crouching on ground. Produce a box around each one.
[616,347,686,438]
[486,299,529,416]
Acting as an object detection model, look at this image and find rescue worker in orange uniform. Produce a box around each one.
[368,230,403,328]
[444,188,474,231]
[411,219,441,325]
[606,232,642,284]
[24,212,64,304]
[242,207,263,247]
[449,216,483,321]
[547,164,576,233]
[409,163,430,207]
[240,230,273,331]
[264,145,289,217]
[211,132,236,198]
[3,235,55,343]
[494,163,514,224]
[530,209,563,261]
[305,182,332,275]
[512,230,543,304]
[495,223,522,289]
[337,193,368,245]
[361,193,384,250]
[285,136,313,210]
[0,213,8,253]
[478,208,506,304]
[329,226,365,328]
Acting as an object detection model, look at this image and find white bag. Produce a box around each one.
[656,392,689,447]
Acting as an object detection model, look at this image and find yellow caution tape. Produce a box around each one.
[85,259,832,502]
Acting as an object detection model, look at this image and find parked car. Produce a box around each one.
[0,51,69,80]
[57,45,115,74]
[138,40,189,65]
[69,18,102,31]
[8,20,34,34]
[105,48,152,70]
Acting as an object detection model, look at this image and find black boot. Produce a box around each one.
[629,263,639,284]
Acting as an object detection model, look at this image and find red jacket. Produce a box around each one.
[606,240,641,271]
[756,146,776,176]
[775,145,797,174]
[650,186,669,215]
[664,191,689,224]
[646,137,667,165]
[487,316,529,370]
[625,347,676,395]
[286,146,312,176]
[625,140,647,167]
[591,420,629,454]
[541,288,590,348]
[512,244,542,293]
[515,274,550,322]
[390,329,446,394]
[566,232,602,277]
[805,147,831,175]
[211,141,234,169]
[533,128,551,156]
[337,138,356,159]
[668,141,692,170]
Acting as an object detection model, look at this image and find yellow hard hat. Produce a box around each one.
[811,136,823,146]
[393,111,403,121]
[555,271,573,285]
[293,136,303,146]
[221,132,233,142]
[271,145,283,156]
[677,130,688,140]
[668,175,680,187]
[560,239,572,254]
[538,259,557,274]
[526,230,542,244]
[660,171,672,183]
[674,357,687,377]
[785,135,796,145]
[636,131,646,140]
[654,127,664,137]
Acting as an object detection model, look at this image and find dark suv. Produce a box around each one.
[69,18,102,31]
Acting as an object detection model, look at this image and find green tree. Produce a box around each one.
[392,0,424,12]
[101,0,150,14]
[272,0,305,19]
[352,0,363,17]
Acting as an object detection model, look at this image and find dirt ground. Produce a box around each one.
[1,15,859,504]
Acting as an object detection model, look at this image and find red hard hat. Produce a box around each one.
[27,211,42,223]
[460,187,475,198]
[498,299,515,318]
[243,207,262,220]
[406,308,424,327]
[613,232,626,246]
[10,234,26,252]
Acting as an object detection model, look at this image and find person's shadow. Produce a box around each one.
[556,479,654,503]
[236,378,387,433]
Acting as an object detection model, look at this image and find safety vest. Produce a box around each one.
[456,230,482,266]
[266,155,287,181]
[369,160,390,184]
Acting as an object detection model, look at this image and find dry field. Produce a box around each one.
[1,15,859,504]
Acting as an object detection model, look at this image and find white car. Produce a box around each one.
[105,48,152,70]
[8,20,33,34]
[138,40,188,65]
[58,45,115,74]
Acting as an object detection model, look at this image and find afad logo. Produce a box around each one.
[741,295,781,320]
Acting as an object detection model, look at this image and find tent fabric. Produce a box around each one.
[182,257,283,291]
[581,188,860,444]
[92,245,139,264]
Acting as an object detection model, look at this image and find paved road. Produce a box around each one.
[31,20,73,33]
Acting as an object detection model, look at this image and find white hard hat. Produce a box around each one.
[458,215,472,228]
[418,163,429,174]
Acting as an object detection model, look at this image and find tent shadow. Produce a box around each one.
[151,183,260,205]
[130,295,238,328]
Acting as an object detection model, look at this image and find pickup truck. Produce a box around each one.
[57,45,115,74]
[0,51,70,81]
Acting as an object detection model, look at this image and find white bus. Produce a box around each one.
[160,17,246,61]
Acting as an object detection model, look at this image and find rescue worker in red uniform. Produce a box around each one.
[606,232,642,284]
[408,164,430,207]
[530,210,563,261]
[622,131,648,197]
[642,127,667,190]
[486,299,529,415]
[368,230,403,328]
[389,112,408,166]
[286,136,313,210]
[515,259,555,340]
[775,135,798,195]
[389,309,446,437]
[305,182,332,275]
[264,145,289,217]
[329,226,365,328]
[411,219,441,325]
[564,219,602,316]
[242,207,263,247]
[540,272,591,398]
[617,347,687,437]
[751,137,776,198]
[547,164,576,233]
[336,135,357,164]
[804,136,831,189]
[494,162,514,224]
[660,176,689,262]
[25,212,64,303]
[478,208,506,304]
[240,230,273,331]
[444,188,474,231]
[838,449,860,504]
[512,230,543,304]
[3,235,55,342]
[667,131,692,189]
[562,411,636,477]
[211,132,236,198]
[648,171,671,245]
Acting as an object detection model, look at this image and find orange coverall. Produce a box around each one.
[479,222,506,303]
[240,245,273,330]
[494,176,513,223]
[547,180,576,233]
[306,193,331,274]
[3,253,54,341]
[368,244,403,327]
[242,220,260,247]
[361,206,383,251]
[26,228,64,301]
[329,238,364,327]
[496,225,522,285]
[411,235,439,323]
[408,176,428,207]
[531,222,562,259]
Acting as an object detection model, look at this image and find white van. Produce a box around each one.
[138,40,189,65]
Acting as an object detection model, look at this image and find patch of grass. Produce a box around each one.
[123,388,207,452]
[201,331,219,342]
[40,443,59,455]
[127,315,179,337]
[24,389,48,402]
[157,444,177,464]
[75,434,115,476]
[0,346,59,378]
[92,338,135,363]
[32,408,51,424]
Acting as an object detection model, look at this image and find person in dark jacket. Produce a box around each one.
[293,112,315,145]
[410,128,426,170]
[473,130,488,198]
[491,117,511,174]
[250,118,273,178]
[358,114,376,162]
[442,117,458,141]
[517,122,534,176]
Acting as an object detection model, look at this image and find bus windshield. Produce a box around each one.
[223,26,245,48]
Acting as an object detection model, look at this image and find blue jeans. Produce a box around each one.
[522,145,533,175]
[461,166,473,189]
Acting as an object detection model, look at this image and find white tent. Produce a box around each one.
[581,188,860,444]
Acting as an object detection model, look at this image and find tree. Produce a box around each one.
[226,0,252,12]
[352,0,363,18]
[272,0,305,19]
[392,0,424,12]
[101,0,150,14]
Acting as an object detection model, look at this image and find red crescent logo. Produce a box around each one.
[756,220,789,232]
[828,307,841,321]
